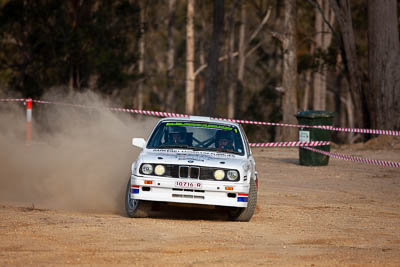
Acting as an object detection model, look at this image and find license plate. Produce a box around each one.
[175,180,202,189]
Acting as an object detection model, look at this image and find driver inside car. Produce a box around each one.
[166,126,187,145]
[215,130,234,151]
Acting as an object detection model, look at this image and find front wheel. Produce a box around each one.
[125,178,149,218]
[228,177,257,222]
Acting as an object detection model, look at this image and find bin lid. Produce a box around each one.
[296,110,335,119]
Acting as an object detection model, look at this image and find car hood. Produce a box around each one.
[136,148,248,169]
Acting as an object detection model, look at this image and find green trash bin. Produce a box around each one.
[296,110,335,166]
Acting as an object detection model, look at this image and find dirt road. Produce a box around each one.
[1,147,400,266]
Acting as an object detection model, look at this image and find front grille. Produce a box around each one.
[179,166,189,177]
[165,165,179,177]
[179,166,200,178]
[141,164,239,181]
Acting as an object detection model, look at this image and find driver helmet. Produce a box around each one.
[215,130,234,149]
[168,126,187,144]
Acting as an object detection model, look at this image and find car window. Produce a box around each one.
[239,124,251,156]
[146,121,245,155]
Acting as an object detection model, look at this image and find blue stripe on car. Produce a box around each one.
[131,188,139,194]
[237,197,248,202]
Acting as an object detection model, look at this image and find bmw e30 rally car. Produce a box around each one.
[125,116,258,221]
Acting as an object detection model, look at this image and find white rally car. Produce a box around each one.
[125,116,258,221]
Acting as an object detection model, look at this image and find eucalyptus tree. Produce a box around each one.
[185,0,195,114]
[368,0,400,130]
[329,0,367,129]
[201,0,224,116]
[313,0,334,110]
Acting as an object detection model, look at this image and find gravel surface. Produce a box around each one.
[1,147,400,266]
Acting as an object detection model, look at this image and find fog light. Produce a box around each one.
[154,165,165,176]
[214,169,225,180]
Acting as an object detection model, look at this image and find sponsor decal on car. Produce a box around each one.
[131,185,140,194]
[166,122,233,131]
[152,149,238,158]
[237,193,248,202]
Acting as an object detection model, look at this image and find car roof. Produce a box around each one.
[159,115,241,128]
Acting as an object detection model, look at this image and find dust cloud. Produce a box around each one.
[0,91,157,214]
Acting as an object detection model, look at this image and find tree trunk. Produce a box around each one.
[137,3,145,110]
[345,91,356,143]
[313,0,324,110]
[69,65,74,93]
[202,0,225,117]
[280,0,298,141]
[335,53,356,143]
[227,1,240,118]
[330,0,367,129]
[166,0,176,111]
[196,32,206,112]
[302,70,311,111]
[313,0,334,110]
[368,0,400,130]
[235,3,246,118]
[185,0,195,114]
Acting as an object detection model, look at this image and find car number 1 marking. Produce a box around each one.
[175,181,202,189]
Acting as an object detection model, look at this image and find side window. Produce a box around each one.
[147,123,165,148]
[233,128,244,154]
[240,125,251,156]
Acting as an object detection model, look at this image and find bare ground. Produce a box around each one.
[1,147,400,266]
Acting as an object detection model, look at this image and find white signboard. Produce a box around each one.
[299,130,310,142]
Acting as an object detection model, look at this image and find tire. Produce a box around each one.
[228,177,258,222]
[125,178,149,218]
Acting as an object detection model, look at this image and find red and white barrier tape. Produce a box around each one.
[304,147,400,168]
[31,99,190,118]
[0,98,25,102]
[330,127,398,136]
[1,98,399,136]
[211,117,400,136]
[107,107,189,118]
[212,117,307,130]
[249,141,331,147]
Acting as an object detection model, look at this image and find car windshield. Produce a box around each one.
[146,121,245,155]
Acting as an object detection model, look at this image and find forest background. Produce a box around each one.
[0,0,399,143]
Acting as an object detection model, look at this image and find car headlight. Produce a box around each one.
[141,164,153,175]
[214,169,225,180]
[154,165,165,176]
[227,170,239,181]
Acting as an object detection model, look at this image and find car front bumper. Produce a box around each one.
[130,175,250,208]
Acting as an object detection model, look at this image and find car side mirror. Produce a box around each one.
[132,138,146,149]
